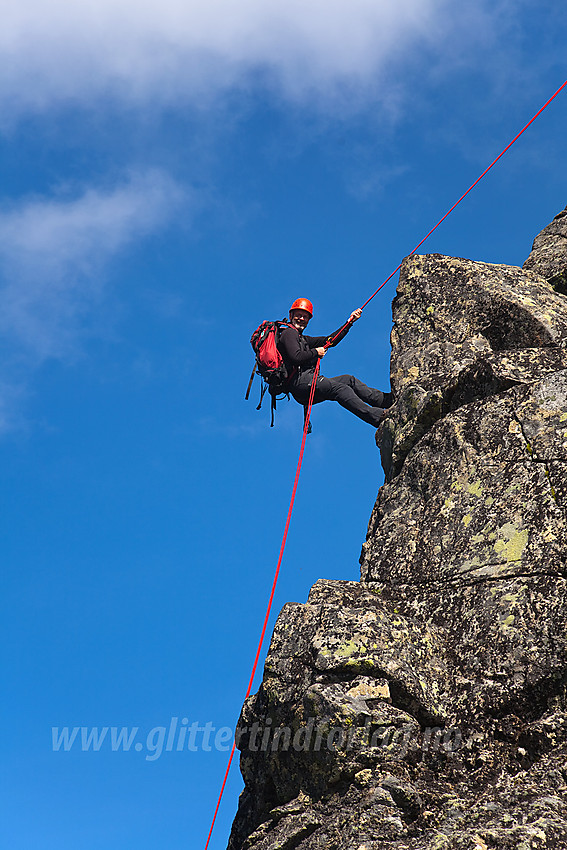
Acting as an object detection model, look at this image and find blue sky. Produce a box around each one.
[1,2,567,848]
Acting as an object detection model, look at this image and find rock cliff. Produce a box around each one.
[228,209,567,850]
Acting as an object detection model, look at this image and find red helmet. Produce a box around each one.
[289,298,313,317]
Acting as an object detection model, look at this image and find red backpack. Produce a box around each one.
[245,320,296,426]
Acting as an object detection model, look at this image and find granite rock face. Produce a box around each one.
[523,205,567,294]
[228,211,567,850]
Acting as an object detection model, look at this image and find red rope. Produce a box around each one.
[359,77,567,310]
[204,361,321,850]
[204,77,567,849]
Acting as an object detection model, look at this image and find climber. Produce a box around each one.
[278,298,393,427]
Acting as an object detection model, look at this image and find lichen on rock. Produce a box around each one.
[227,208,567,849]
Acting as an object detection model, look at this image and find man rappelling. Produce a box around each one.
[277,298,392,427]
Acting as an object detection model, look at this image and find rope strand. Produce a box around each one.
[359,78,567,311]
[204,361,320,850]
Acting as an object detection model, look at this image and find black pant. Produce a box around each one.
[291,371,391,426]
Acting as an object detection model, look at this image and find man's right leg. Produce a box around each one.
[309,375,387,426]
[330,375,392,408]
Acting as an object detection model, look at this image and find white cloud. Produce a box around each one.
[0,170,186,363]
[0,0,465,115]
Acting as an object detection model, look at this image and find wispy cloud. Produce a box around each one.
[0,170,188,428]
[0,170,186,360]
[0,0,512,117]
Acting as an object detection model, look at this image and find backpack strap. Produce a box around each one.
[245,362,257,400]
[274,319,295,341]
[256,381,268,411]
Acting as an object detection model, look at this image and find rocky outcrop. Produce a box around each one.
[228,210,567,849]
[523,205,567,294]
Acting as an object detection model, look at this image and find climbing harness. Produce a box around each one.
[204,77,567,850]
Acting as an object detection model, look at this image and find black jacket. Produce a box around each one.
[278,323,351,377]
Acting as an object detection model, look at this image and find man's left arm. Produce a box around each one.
[303,334,329,348]
[325,308,362,348]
